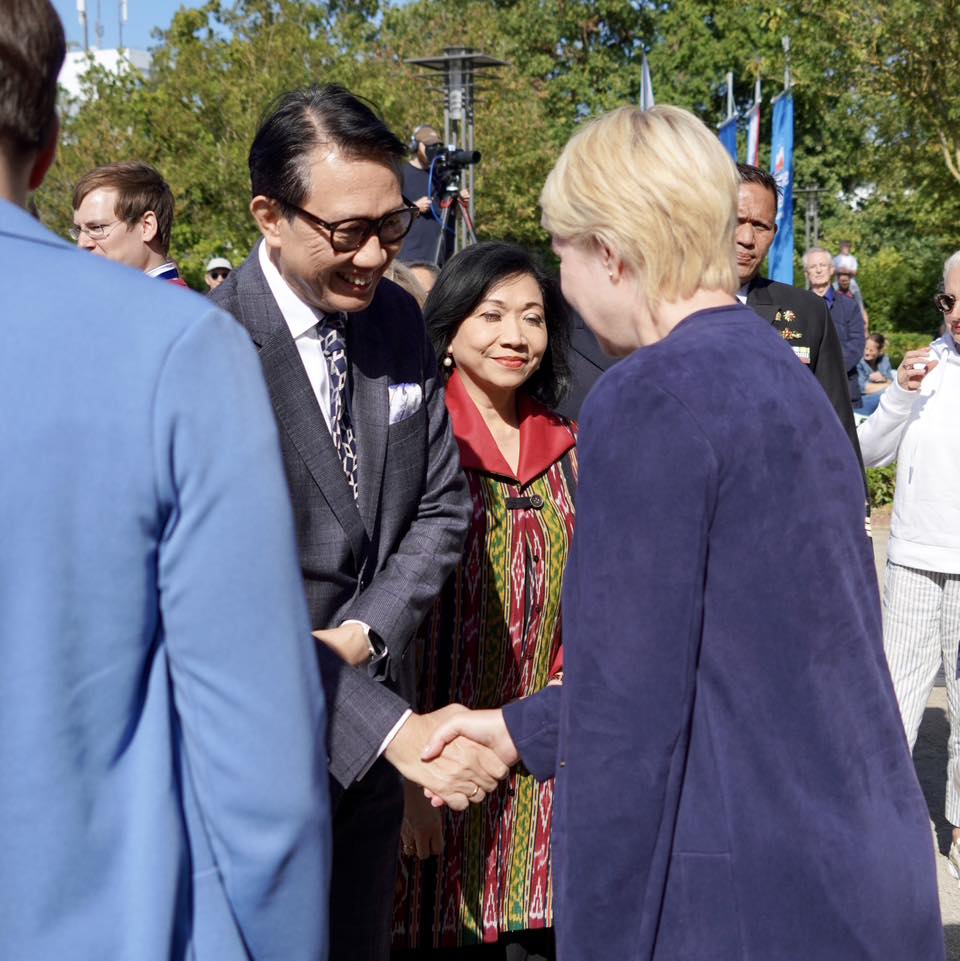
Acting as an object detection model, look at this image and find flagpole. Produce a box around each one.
[640,51,655,111]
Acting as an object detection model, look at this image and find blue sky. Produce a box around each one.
[52,0,206,52]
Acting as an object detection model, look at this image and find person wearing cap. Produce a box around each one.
[205,256,232,292]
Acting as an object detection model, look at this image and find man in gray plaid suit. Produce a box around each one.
[214,85,508,961]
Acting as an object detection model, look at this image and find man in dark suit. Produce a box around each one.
[803,246,865,407]
[736,164,863,465]
[213,85,507,961]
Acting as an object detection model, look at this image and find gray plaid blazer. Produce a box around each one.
[214,246,470,787]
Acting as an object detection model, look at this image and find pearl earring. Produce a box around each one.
[443,352,454,368]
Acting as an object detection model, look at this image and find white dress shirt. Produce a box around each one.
[257,240,334,434]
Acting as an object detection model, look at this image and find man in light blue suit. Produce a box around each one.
[0,3,331,959]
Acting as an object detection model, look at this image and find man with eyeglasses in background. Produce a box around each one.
[212,84,506,961]
[71,161,187,286]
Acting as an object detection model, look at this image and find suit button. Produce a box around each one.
[559,760,566,768]
[529,494,544,509]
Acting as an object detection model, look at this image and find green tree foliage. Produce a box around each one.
[39,0,959,315]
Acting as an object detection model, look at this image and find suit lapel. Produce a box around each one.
[746,278,777,324]
[236,253,368,564]
[569,317,611,372]
[347,308,389,536]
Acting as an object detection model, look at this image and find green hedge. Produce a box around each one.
[867,466,897,509]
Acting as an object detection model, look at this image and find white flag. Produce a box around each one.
[640,52,655,111]
[746,77,761,166]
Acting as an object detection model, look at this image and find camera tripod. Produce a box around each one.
[431,180,478,267]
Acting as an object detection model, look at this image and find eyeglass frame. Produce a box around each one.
[68,219,124,242]
[277,197,419,253]
[934,292,957,314]
[208,269,230,280]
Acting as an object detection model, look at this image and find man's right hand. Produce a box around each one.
[896,348,938,391]
[385,705,509,810]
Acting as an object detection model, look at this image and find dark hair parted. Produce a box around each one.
[0,0,65,158]
[248,84,407,218]
[736,163,780,205]
[72,162,175,254]
[425,242,571,410]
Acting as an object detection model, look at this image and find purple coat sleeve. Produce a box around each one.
[502,685,562,782]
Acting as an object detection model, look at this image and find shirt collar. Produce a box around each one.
[444,369,575,486]
[146,262,179,280]
[257,239,324,338]
[823,286,835,305]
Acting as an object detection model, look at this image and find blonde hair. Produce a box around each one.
[540,105,739,305]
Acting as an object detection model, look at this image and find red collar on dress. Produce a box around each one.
[444,369,574,486]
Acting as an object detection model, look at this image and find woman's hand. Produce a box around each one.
[896,348,938,391]
[401,777,444,859]
[868,371,887,383]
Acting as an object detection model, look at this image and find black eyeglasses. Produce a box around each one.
[934,292,957,314]
[280,199,419,253]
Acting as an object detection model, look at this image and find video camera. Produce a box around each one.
[425,143,481,191]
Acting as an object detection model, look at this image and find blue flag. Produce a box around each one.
[768,92,794,284]
[718,117,737,161]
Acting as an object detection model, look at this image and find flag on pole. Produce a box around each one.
[745,77,761,167]
[718,70,738,160]
[768,91,794,284]
[718,117,738,161]
[640,53,655,111]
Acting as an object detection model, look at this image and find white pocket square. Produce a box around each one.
[388,383,423,425]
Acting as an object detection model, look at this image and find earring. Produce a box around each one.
[443,351,454,368]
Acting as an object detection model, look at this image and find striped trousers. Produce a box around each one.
[883,562,960,825]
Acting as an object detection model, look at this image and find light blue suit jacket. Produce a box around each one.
[0,200,331,960]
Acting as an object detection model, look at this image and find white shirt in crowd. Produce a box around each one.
[857,335,960,574]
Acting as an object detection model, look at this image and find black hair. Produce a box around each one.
[867,332,885,349]
[425,242,571,409]
[736,163,780,206]
[248,84,407,217]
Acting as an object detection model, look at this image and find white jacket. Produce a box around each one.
[858,335,960,574]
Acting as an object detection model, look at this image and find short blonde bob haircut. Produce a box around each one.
[540,104,739,306]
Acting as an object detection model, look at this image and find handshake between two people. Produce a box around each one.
[312,626,520,810]
[385,705,519,811]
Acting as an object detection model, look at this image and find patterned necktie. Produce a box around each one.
[319,313,359,500]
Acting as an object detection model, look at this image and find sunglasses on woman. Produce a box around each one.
[934,293,957,313]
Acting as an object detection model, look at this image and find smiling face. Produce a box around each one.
[258,146,404,314]
[448,272,548,406]
[735,182,778,286]
[945,268,960,346]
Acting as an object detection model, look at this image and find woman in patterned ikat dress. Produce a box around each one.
[392,243,575,961]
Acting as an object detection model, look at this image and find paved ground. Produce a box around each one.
[872,510,960,957]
